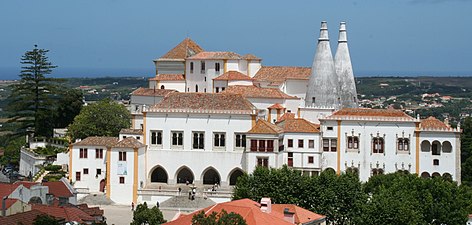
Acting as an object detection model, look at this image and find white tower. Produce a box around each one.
[335,22,358,108]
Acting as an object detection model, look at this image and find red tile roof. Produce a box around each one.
[113,137,146,148]
[242,54,262,60]
[421,116,451,130]
[131,87,177,97]
[148,92,256,115]
[0,183,19,198]
[324,108,415,121]
[42,181,73,198]
[164,199,325,225]
[268,103,285,110]
[76,204,104,217]
[187,51,242,60]
[4,199,18,210]
[276,113,296,123]
[32,204,95,223]
[14,181,38,189]
[223,85,298,99]
[254,66,311,83]
[149,74,185,81]
[277,118,320,133]
[213,71,254,81]
[120,128,143,135]
[248,119,284,134]
[0,209,49,225]
[73,137,119,147]
[271,204,325,224]
[159,38,204,60]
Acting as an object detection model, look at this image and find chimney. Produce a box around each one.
[283,208,295,224]
[260,198,272,213]
[335,21,358,108]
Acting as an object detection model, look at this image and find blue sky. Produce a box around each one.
[1,0,471,77]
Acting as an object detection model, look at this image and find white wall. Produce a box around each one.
[71,145,107,193]
[154,81,185,92]
[285,80,308,100]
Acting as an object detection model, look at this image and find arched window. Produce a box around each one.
[420,172,430,178]
[372,137,384,154]
[432,141,441,155]
[347,136,359,150]
[150,167,168,183]
[229,169,244,186]
[397,138,409,151]
[195,85,198,92]
[442,141,452,153]
[346,167,359,177]
[160,85,165,89]
[372,168,384,176]
[176,167,194,184]
[421,140,431,152]
[202,168,220,185]
[443,173,452,182]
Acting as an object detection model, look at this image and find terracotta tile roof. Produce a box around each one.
[147,92,257,115]
[223,85,298,99]
[254,66,311,83]
[242,54,262,60]
[0,183,19,198]
[4,199,18,210]
[14,181,38,189]
[163,199,296,225]
[32,204,95,223]
[159,38,204,60]
[149,74,185,81]
[268,103,285,110]
[76,204,104,217]
[131,87,177,97]
[271,204,325,224]
[421,116,451,130]
[113,137,146,148]
[324,108,415,121]
[0,209,49,225]
[73,137,119,147]
[120,128,143,135]
[248,119,284,134]
[187,51,242,60]
[42,181,73,198]
[278,118,320,133]
[213,71,254,81]
[276,113,295,123]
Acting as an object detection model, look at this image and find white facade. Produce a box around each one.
[70,145,108,193]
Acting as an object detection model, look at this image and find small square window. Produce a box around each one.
[309,140,315,148]
[96,169,102,175]
[119,177,125,184]
[327,127,333,131]
[288,139,293,148]
[308,156,314,164]
[83,168,89,175]
[298,139,304,148]
[433,159,439,166]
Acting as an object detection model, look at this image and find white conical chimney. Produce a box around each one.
[335,22,358,108]
[305,21,340,109]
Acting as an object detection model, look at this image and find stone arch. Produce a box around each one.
[442,141,452,153]
[323,168,336,175]
[443,173,453,181]
[420,172,430,178]
[201,167,221,185]
[421,140,431,152]
[175,166,194,184]
[150,166,168,183]
[228,168,244,186]
[432,172,441,177]
[160,85,165,89]
[432,141,441,155]
[29,196,42,204]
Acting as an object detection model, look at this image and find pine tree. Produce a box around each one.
[6,45,58,138]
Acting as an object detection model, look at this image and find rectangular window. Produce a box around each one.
[151,130,162,145]
[331,139,337,152]
[96,169,102,175]
[397,138,409,151]
[372,137,384,154]
[258,140,266,152]
[309,140,315,148]
[119,177,125,184]
[323,139,330,152]
[257,157,269,168]
[221,87,225,91]
[288,139,293,148]
[79,148,88,158]
[214,133,226,147]
[190,62,194,73]
[76,172,81,181]
[193,132,205,149]
[327,127,333,131]
[95,149,103,159]
[119,151,127,161]
[267,140,274,152]
[298,139,304,148]
[215,62,220,73]
[323,139,337,152]
[201,61,206,73]
[347,136,359,150]
[288,152,293,167]
[216,87,219,93]
[235,134,246,148]
[83,168,89,175]
[308,156,314,164]
[250,140,258,151]
[171,131,183,147]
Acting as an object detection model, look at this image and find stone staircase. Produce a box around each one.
[160,195,215,211]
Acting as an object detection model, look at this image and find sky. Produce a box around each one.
[1,0,471,78]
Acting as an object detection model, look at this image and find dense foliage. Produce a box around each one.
[192,210,247,225]
[462,117,472,186]
[233,166,472,225]
[67,98,131,140]
[130,202,166,225]
[33,215,60,225]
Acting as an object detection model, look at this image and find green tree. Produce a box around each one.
[67,98,131,140]
[6,45,58,138]
[461,117,472,185]
[0,136,26,166]
[53,88,83,129]
[33,214,60,225]
[130,202,166,225]
[192,210,247,225]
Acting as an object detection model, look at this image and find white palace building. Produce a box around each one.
[68,22,461,205]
